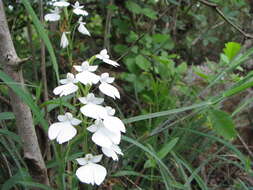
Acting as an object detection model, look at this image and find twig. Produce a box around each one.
[237,134,253,159]
[198,0,253,39]
[0,95,11,106]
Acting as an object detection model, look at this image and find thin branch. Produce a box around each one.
[198,0,253,39]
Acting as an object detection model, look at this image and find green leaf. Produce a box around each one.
[144,137,179,168]
[0,71,48,130]
[123,101,211,124]
[223,42,241,61]
[223,80,253,98]
[142,8,157,19]
[208,109,237,140]
[0,112,15,121]
[152,34,169,43]
[122,136,177,189]
[21,0,59,82]
[125,0,142,14]
[0,129,21,143]
[135,55,151,71]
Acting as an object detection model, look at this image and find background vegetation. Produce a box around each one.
[1,0,253,189]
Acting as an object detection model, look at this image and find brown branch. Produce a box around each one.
[0,1,49,186]
[198,0,253,39]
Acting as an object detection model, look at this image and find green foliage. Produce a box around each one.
[223,42,241,61]
[2,0,253,189]
[208,109,237,140]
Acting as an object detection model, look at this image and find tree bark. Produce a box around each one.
[0,1,50,186]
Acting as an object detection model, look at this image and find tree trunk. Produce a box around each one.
[0,1,50,186]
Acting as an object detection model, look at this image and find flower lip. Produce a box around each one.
[53,0,70,7]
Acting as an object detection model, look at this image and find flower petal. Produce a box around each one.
[91,154,103,163]
[80,104,107,119]
[76,164,94,185]
[57,114,67,122]
[76,163,106,185]
[53,1,70,7]
[78,23,91,36]
[71,118,82,126]
[76,158,88,166]
[103,58,119,67]
[92,163,107,185]
[73,65,83,72]
[87,124,99,133]
[92,129,112,148]
[103,116,126,133]
[99,82,120,99]
[73,8,88,16]
[44,13,60,21]
[101,147,118,161]
[76,71,100,85]
[56,123,77,144]
[48,122,62,140]
[60,32,69,48]
[53,83,78,96]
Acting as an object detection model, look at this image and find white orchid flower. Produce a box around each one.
[78,17,91,36]
[53,0,70,7]
[72,1,88,16]
[53,73,78,96]
[44,7,61,22]
[102,106,126,133]
[48,112,81,144]
[74,61,99,85]
[96,49,119,67]
[87,120,121,148]
[8,5,13,11]
[76,154,107,185]
[60,32,69,48]
[99,73,120,99]
[102,144,123,161]
[79,93,107,119]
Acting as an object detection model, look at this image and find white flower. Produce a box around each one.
[102,144,123,161]
[103,106,126,133]
[53,0,70,7]
[76,154,107,185]
[78,17,91,36]
[87,120,121,148]
[60,32,69,48]
[79,93,107,119]
[74,61,99,85]
[96,49,119,67]
[44,8,61,22]
[72,1,88,16]
[48,112,81,144]
[8,5,13,11]
[53,73,78,96]
[99,73,120,99]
